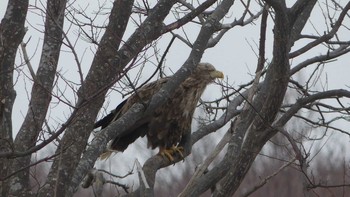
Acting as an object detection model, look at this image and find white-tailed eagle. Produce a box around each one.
[94,63,223,160]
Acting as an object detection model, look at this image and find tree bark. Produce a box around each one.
[0,0,29,196]
[7,1,67,196]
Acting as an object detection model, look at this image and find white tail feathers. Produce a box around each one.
[99,150,114,160]
[99,141,119,160]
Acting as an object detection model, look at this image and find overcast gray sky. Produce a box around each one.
[1,0,350,189]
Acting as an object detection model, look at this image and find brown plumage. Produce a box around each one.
[95,63,223,160]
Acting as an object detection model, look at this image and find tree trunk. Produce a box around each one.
[0,1,29,196]
[7,1,67,196]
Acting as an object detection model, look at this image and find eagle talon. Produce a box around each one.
[159,146,184,162]
[173,146,184,158]
[175,146,186,162]
[160,149,175,161]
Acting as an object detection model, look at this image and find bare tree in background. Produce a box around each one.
[1,0,350,196]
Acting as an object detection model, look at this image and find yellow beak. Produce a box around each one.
[210,70,224,79]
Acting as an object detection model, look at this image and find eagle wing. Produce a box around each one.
[94,78,169,152]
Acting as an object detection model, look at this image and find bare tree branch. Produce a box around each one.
[289,2,350,58]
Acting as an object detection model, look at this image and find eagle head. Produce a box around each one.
[193,63,224,82]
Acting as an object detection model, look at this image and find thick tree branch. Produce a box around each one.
[0,0,29,196]
[8,0,67,195]
[211,1,292,195]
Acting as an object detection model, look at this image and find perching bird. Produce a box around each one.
[94,63,224,160]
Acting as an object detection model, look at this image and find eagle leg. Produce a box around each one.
[159,146,184,161]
